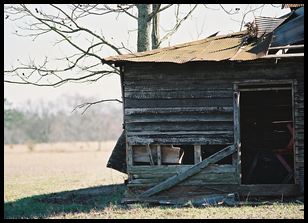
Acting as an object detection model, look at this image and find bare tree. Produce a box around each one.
[4,4,198,88]
[4,4,279,111]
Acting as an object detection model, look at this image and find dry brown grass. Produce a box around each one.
[4,141,126,202]
[4,141,304,219]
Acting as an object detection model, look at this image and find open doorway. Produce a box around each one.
[239,83,294,184]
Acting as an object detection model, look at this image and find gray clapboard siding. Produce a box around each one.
[126,114,233,123]
[293,78,304,192]
[125,89,233,99]
[125,83,233,92]
[125,98,233,108]
[129,164,235,176]
[127,135,233,145]
[139,145,235,198]
[125,107,233,115]
[126,122,233,132]
[123,58,303,194]
[124,59,303,80]
[130,172,237,186]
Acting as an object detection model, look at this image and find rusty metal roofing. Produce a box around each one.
[104,31,270,64]
[282,4,304,9]
[255,16,289,38]
[104,7,304,65]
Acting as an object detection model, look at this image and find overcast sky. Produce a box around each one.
[4,4,289,109]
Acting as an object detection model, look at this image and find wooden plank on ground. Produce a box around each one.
[139,144,235,198]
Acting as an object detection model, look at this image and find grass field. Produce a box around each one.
[4,141,304,219]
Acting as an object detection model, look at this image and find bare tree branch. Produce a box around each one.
[158,4,198,47]
[73,99,123,114]
[4,4,124,88]
[219,4,240,15]
[5,71,116,87]
[239,4,265,31]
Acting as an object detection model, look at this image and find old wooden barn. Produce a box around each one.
[105,5,304,203]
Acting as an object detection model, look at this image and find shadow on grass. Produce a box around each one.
[4,184,126,219]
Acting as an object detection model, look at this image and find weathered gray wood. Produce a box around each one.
[127,144,133,166]
[129,164,235,175]
[130,172,237,185]
[125,106,233,115]
[125,84,233,92]
[146,144,154,166]
[124,89,232,99]
[293,78,304,193]
[125,114,233,123]
[194,145,202,164]
[125,184,301,201]
[124,58,303,81]
[126,122,233,132]
[238,87,292,91]
[139,144,236,198]
[233,89,241,184]
[127,135,233,145]
[125,98,233,108]
[122,57,303,195]
[128,165,192,174]
[157,145,161,166]
[127,130,233,136]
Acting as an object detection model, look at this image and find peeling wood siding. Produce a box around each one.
[122,58,304,192]
[123,58,303,146]
[128,165,237,187]
[124,64,234,145]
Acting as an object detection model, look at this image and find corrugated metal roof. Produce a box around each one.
[255,16,289,38]
[282,4,304,9]
[104,31,266,64]
[104,7,304,65]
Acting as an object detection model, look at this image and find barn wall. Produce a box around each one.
[124,64,235,145]
[122,57,304,193]
[123,58,303,144]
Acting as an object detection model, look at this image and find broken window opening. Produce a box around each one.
[239,85,294,184]
[201,145,233,165]
[131,144,234,166]
[132,145,184,166]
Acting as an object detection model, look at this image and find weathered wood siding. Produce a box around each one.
[124,64,234,145]
[122,57,304,192]
[128,164,237,187]
[123,58,303,144]
[294,78,304,193]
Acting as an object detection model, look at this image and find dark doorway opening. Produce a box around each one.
[240,84,294,184]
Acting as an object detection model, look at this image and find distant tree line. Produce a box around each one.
[4,96,123,144]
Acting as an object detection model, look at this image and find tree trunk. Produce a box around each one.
[151,4,160,49]
[137,4,151,52]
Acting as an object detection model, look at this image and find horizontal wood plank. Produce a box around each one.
[125,98,233,108]
[127,135,233,145]
[126,114,233,123]
[125,107,233,115]
[124,89,232,99]
[126,122,233,132]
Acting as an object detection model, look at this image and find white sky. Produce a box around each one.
[4,4,289,109]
